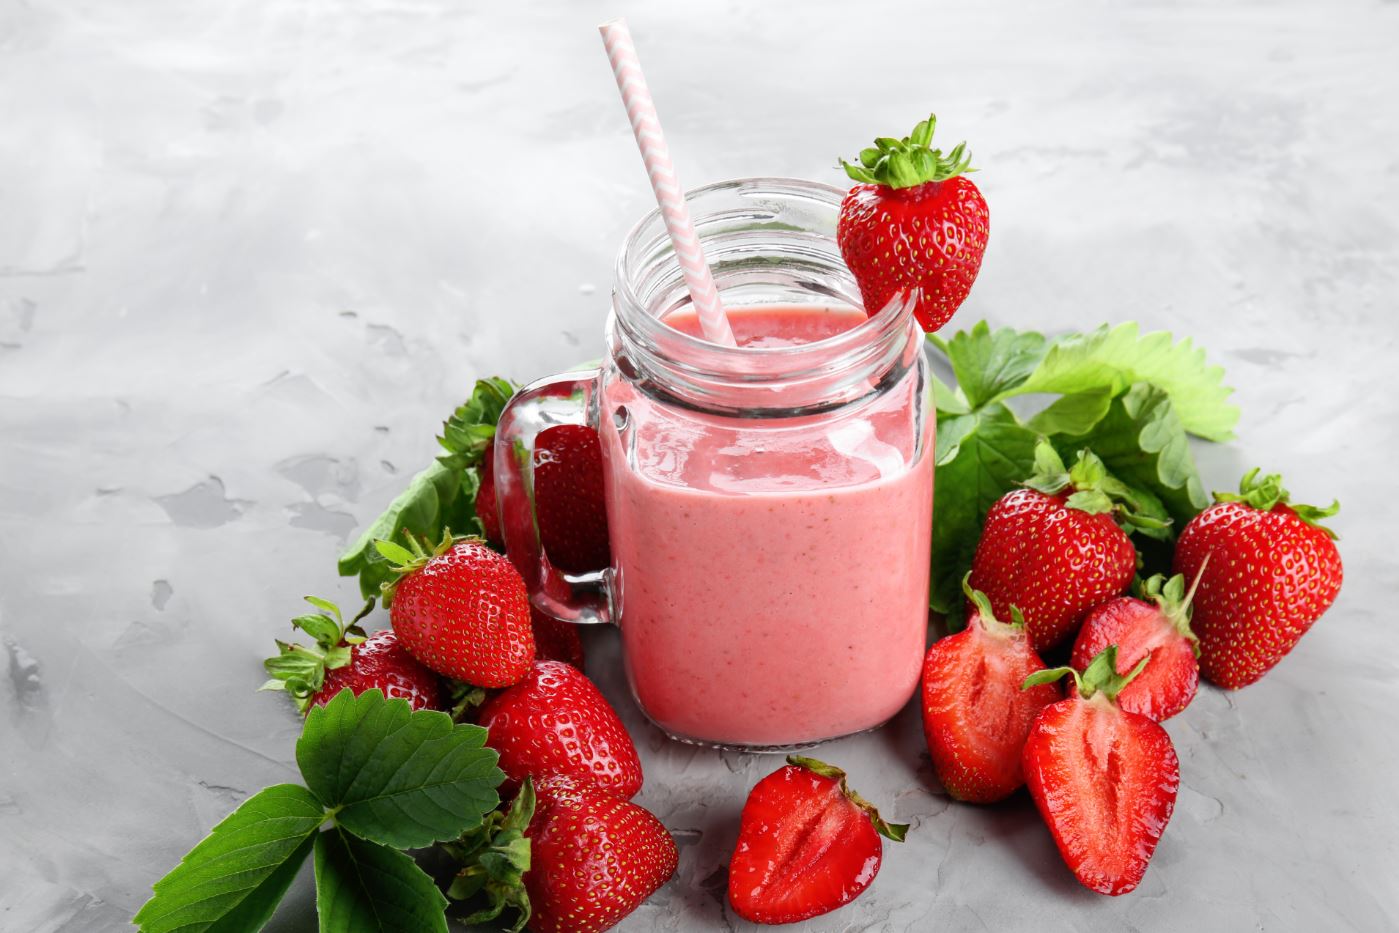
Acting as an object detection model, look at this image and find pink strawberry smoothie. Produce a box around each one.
[599,304,933,747]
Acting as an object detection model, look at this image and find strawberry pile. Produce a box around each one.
[139,112,1345,932]
[922,446,1343,895]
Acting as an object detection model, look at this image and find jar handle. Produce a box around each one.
[493,369,612,626]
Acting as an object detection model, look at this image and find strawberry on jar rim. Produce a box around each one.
[377,531,535,688]
[1172,469,1342,689]
[261,596,442,713]
[1070,567,1206,721]
[837,113,990,333]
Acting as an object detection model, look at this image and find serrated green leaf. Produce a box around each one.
[1052,382,1209,529]
[297,689,503,850]
[929,323,1047,409]
[339,459,474,600]
[930,405,1039,620]
[133,784,326,933]
[1024,387,1114,436]
[438,378,517,465]
[313,827,449,933]
[1007,322,1239,441]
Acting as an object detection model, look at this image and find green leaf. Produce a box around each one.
[133,784,326,933]
[1006,322,1239,441]
[1052,382,1210,529]
[297,689,503,850]
[438,377,516,465]
[313,827,449,933]
[339,459,475,600]
[1024,387,1114,436]
[929,323,1048,410]
[930,404,1038,619]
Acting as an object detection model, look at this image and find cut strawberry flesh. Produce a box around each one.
[922,622,1058,802]
[729,767,882,924]
[1023,697,1179,895]
[1072,597,1199,721]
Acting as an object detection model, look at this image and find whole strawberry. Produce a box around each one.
[921,578,1059,803]
[1173,469,1342,688]
[1022,647,1180,896]
[1071,570,1204,721]
[530,606,585,668]
[837,114,989,333]
[445,777,676,933]
[535,424,612,574]
[968,442,1147,650]
[475,437,504,548]
[261,596,441,713]
[478,660,642,799]
[729,756,906,925]
[377,532,534,688]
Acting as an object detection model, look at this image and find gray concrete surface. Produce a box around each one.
[2,1,1397,930]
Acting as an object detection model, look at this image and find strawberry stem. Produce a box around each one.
[1022,439,1170,534]
[1214,468,1340,538]
[786,756,909,843]
[961,573,1025,636]
[840,113,974,190]
[1021,646,1149,703]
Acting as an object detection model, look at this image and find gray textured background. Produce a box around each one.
[2,1,1397,930]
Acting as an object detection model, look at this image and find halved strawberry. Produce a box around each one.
[728,756,906,925]
[921,579,1059,802]
[1021,647,1180,895]
[1070,569,1205,721]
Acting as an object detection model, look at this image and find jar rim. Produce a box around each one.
[612,176,913,370]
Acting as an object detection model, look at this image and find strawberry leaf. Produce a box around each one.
[1051,382,1209,528]
[1024,387,1114,436]
[1004,322,1239,441]
[929,322,1047,410]
[313,827,449,933]
[297,689,504,850]
[929,404,1038,619]
[132,784,326,933]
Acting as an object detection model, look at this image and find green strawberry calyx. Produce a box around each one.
[374,527,472,606]
[444,777,535,933]
[787,755,909,842]
[1136,562,1207,653]
[840,113,974,190]
[1021,645,1149,704]
[1214,467,1340,539]
[961,572,1027,638]
[1022,439,1171,536]
[259,596,373,714]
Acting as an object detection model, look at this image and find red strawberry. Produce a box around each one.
[1172,469,1343,688]
[378,532,534,688]
[474,438,504,548]
[921,579,1059,803]
[535,424,612,574]
[445,777,676,933]
[837,114,989,333]
[1021,647,1180,896]
[261,596,441,713]
[477,660,641,799]
[728,756,907,925]
[968,442,1146,650]
[1071,569,1205,721]
[531,606,585,668]
[527,776,677,933]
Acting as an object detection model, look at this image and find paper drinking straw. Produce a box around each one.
[599,19,737,347]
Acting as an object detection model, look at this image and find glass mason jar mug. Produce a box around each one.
[495,178,934,751]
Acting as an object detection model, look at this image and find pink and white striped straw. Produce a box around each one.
[599,19,736,347]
